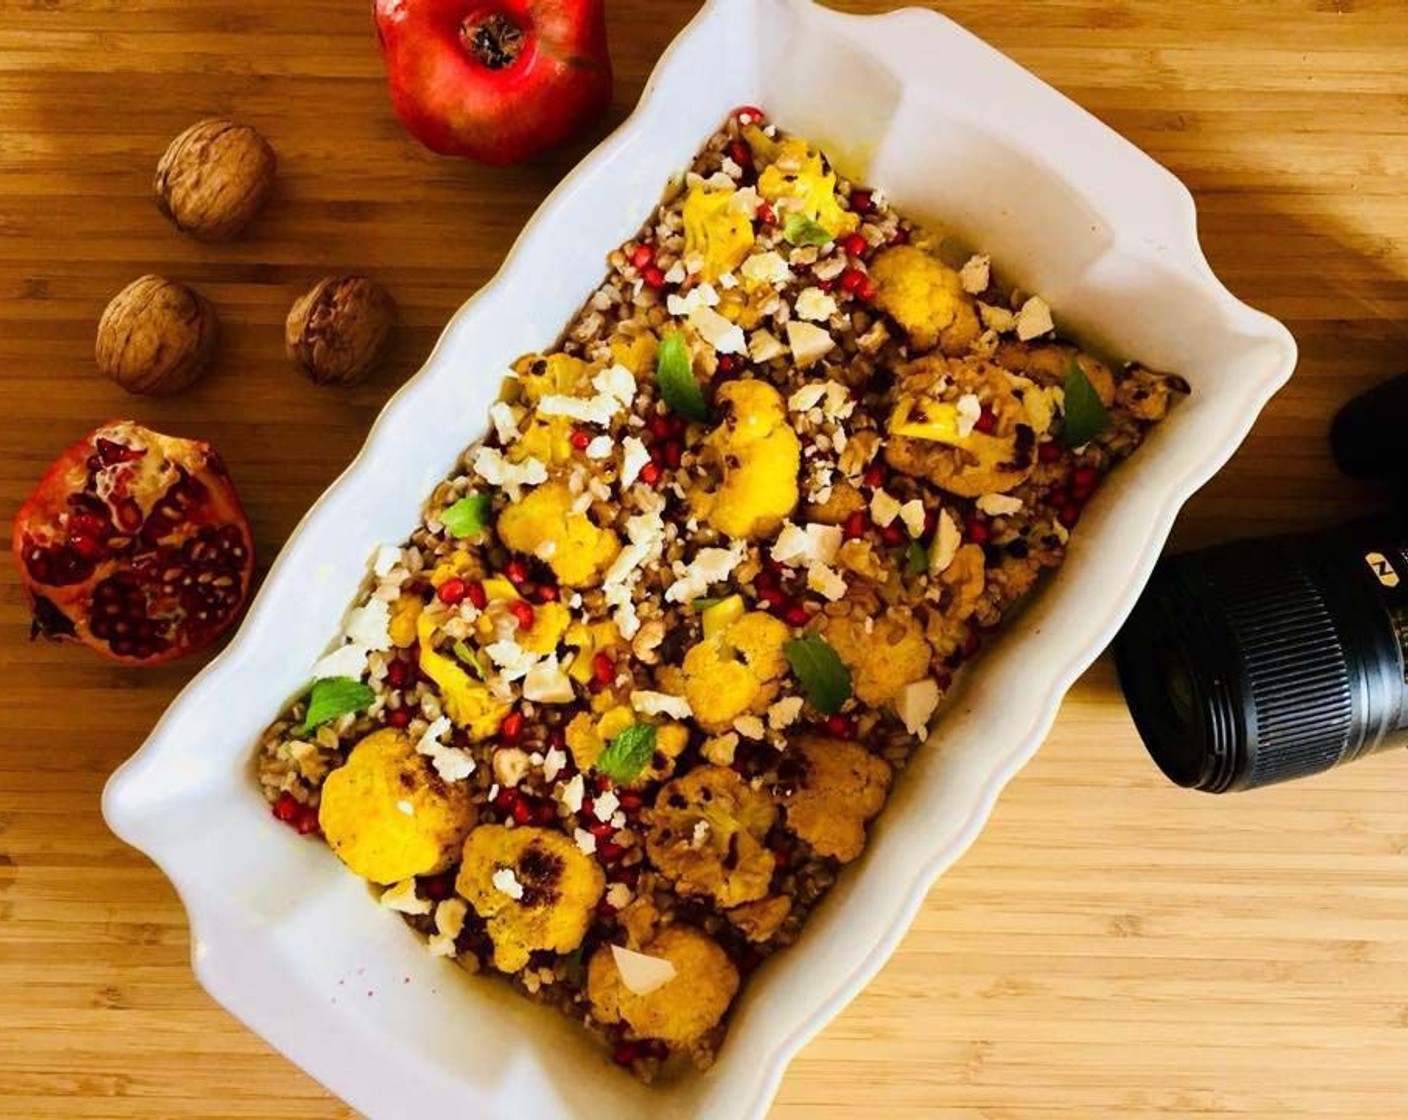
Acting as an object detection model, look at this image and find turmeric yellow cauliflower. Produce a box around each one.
[455,824,605,973]
[496,480,620,588]
[417,612,510,739]
[814,589,930,707]
[318,728,476,885]
[689,380,800,540]
[868,245,981,355]
[780,735,892,863]
[646,765,778,909]
[745,127,859,240]
[681,609,790,732]
[565,706,690,785]
[509,353,592,467]
[586,925,740,1046]
[682,182,755,282]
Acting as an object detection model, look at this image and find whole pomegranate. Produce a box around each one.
[373,0,612,165]
[12,421,255,665]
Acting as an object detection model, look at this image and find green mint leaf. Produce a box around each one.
[452,640,486,680]
[562,945,586,985]
[782,212,834,247]
[1061,358,1111,448]
[689,597,725,612]
[442,492,493,538]
[783,634,853,715]
[595,722,658,783]
[656,331,710,422]
[302,676,375,733]
[904,540,929,577]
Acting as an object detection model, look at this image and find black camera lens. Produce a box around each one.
[1114,519,1408,792]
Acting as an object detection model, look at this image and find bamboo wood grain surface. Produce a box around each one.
[2,1,1407,1116]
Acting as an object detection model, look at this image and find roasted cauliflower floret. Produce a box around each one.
[682,182,755,282]
[814,589,930,707]
[805,480,867,526]
[993,339,1116,407]
[868,245,981,355]
[690,380,800,540]
[586,925,740,1046]
[318,728,476,885]
[417,612,511,739]
[509,352,592,466]
[924,542,988,661]
[745,127,860,241]
[646,766,778,909]
[884,354,1037,498]
[727,894,793,943]
[565,705,690,785]
[681,610,791,731]
[779,735,892,863]
[496,480,621,588]
[1116,362,1189,422]
[455,824,605,973]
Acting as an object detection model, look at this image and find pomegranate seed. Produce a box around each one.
[823,714,856,739]
[663,441,683,469]
[843,510,869,540]
[593,652,616,686]
[629,243,654,269]
[639,461,662,486]
[511,799,535,826]
[500,710,524,742]
[784,604,810,627]
[667,414,687,437]
[641,265,666,290]
[273,792,300,823]
[881,523,906,548]
[856,276,877,301]
[613,1043,640,1067]
[891,227,911,245]
[1059,503,1082,529]
[587,819,614,840]
[1072,466,1101,493]
[69,511,108,536]
[973,408,997,435]
[437,577,468,605]
[535,583,559,603]
[422,873,455,901]
[1038,441,1063,464]
[756,201,776,226]
[839,232,868,258]
[494,786,517,810]
[387,708,411,729]
[923,508,939,538]
[68,532,104,560]
[760,585,789,609]
[385,658,409,688]
[504,558,529,585]
[733,104,764,125]
[464,580,487,610]
[648,414,673,440]
[839,267,867,294]
[535,801,558,825]
[509,600,535,630]
[618,792,644,812]
[727,138,753,170]
[295,805,321,835]
[598,841,626,863]
[717,353,738,374]
[570,428,592,451]
[966,518,990,544]
[755,568,779,593]
[850,189,874,215]
[816,278,835,293]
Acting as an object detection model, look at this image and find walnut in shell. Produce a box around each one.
[286,276,396,386]
[95,275,218,397]
[155,119,276,242]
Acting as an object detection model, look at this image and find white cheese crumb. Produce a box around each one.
[492,867,525,901]
[585,435,613,459]
[770,521,843,567]
[663,260,687,284]
[807,561,849,602]
[380,879,431,916]
[1016,295,1055,341]
[574,828,597,855]
[610,944,677,996]
[559,773,585,814]
[485,638,540,682]
[749,328,787,363]
[976,493,1024,517]
[472,447,547,501]
[690,306,747,354]
[869,488,902,528]
[631,690,693,720]
[522,655,574,704]
[733,715,766,740]
[959,254,991,295]
[785,320,836,367]
[489,401,521,444]
[309,643,369,682]
[899,499,927,539]
[664,540,746,603]
[740,250,792,287]
[768,696,805,731]
[930,509,962,576]
[543,747,567,783]
[620,436,651,488]
[666,283,720,317]
[701,732,739,766]
[794,286,838,322]
[898,678,942,737]
[428,897,468,957]
[372,545,403,578]
[955,393,982,438]
[345,598,392,652]
[594,789,620,822]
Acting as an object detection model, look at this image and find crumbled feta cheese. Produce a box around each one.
[959,254,991,295]
[733,715,766,740]
[310,643,368,682]
[620,436,651,488]
[664,540,746,603]
[768,696,805,731]
[794,286,838,322]
[543,747,567,783]
[930,509,962,575]
[610,944,678,996]
[428,897,468,957]
[536,391,618,427]
[749,329,787,363]
[899,499,927,538]
[701,732,739,766]
[585,435,613,459]
[897,678,942,737]
[380,879,432,916]
[472,447,547,500]
[807,561,848,602]
[770,521,843,567]
[523,655,574,704]
[788,383,828,412]
[869,488,902,528]
[345,598,392,652]
[666,283,721,317]
[631,690,693,720]
[740,250,792,287]
[785,320,835,367]
[489,401,521,444]
[593,363,637,407]
[1016,295,1055,341]
[729,186,762,217]
[594,789,620,822]
[416,715,452,755]
[663,260,687,284]
[717,272,738,290]
[955,393,982,438]
[559,773,585,814]
[690,306,747,354]
[976,493,1024,517]
[605,881,633,909]
[492,867,525,901]
[574,828,597,855]
[485,638,540,682]
[372,545,402,578]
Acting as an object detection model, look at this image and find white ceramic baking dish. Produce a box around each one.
[102,0,1297,1116]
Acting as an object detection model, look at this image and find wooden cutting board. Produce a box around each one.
[2,2,1406,1117]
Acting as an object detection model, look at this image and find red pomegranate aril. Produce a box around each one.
[511,799,535,826]
[639,461,662,486]
[384,658,409,688]
[881,523,906,548]
[1072,465,1101,494]
[973,408,997,435]
[67,532,104,561]
[629,243,655,270]
[509,600,535,630]
[272,791,300,823]
[466,580,488,610]
[500,710,524,742]
[839,232,868,258]
[570,428,592,451]
[966,518,990,544]
[772,847,792,869]
[734,104,764,125]
[641,265,666,291]
[663,441,683,469]
[587,819,614,840]
[648,414,673,440]
[617,791,644,813]
[667,414,687,438]
[843,510,869,540]
[856,276,878,302]
[593,651,616,686]
[598,840,626,863]
[717,353,738,374]
[494,786,518,810]
[535,583,559,604]
[727,138,753,170]
[1059,503,1082,529]
[437,577,468,606]
[891,227,911,245]
[756,200,776,226]
[422,873,455,901]
[613,1043,640,1068]
[1038,441,1063,464]
[923,508,939,538]
[504,558,529,585]
[760,585,789,609]
[535,801,558,825]
[823,714,856,739]
[295,805,321,836]
[849,189,874,215]
[839,267,867,295]
[784,604,810,627]
[816,278,835,294]
[387,707,411,729]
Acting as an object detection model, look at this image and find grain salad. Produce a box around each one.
[255,107,1188,1080]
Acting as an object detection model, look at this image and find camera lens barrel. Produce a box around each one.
[1115,520,1408,792]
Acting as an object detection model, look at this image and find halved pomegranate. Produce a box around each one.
[12,420,255,665]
